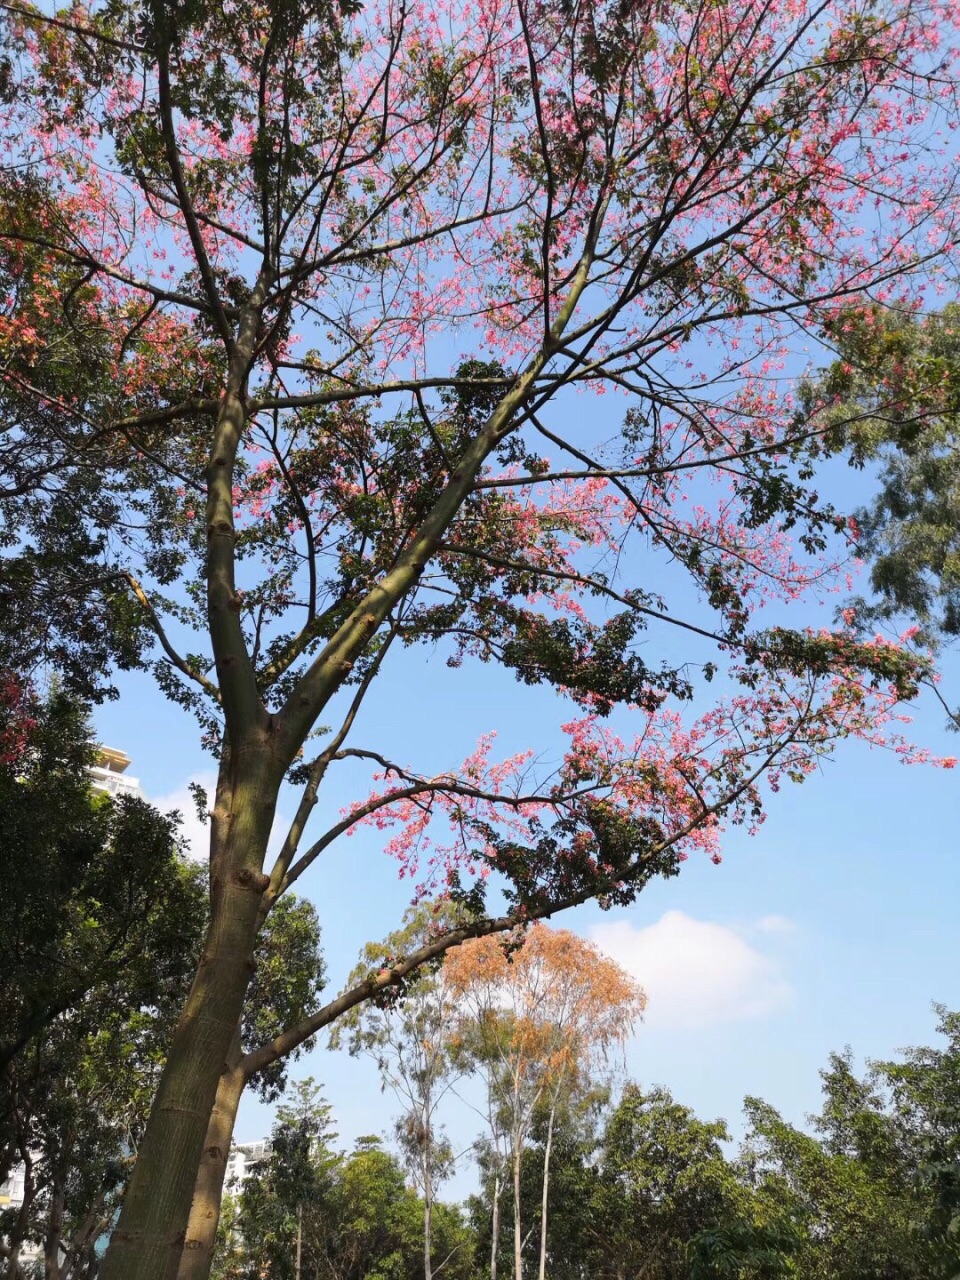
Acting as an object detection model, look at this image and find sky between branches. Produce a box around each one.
[92,378,960,1194]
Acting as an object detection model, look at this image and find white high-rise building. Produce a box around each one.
[0,1165,25,1208]
[224,1139,273,1191]
[88,747,143,800]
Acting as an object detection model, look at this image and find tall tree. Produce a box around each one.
[820,1010,960,1277]
[880,1008,960,1272]
[316,1138,476,1280]
[741,1080,930,1279]
[0,688,205,1146]
[468,1084,606,1280]
[212,1080,339,1280]
[592,1084,756,1280]
[214,1114,476,1280]
[445,924,644,1280]
[0,0,957,1275]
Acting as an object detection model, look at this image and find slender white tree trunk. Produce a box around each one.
[423,1154,433,1280]
[512,1131,523,1280]
[490,1168,502,1280]
[537,1101,558,1280]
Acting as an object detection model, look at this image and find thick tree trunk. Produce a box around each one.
[176,1051,246,1280]
[100,763,277,1280]
[537,1104,556,1280]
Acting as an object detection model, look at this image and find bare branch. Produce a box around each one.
[125,573,221,703]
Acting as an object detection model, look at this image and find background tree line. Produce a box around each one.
[211,1002,960,1280]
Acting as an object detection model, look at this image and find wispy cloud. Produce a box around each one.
[590,911,794,1031]
[152,773,219,862]
[153,774,294,868]
[754,914,797,937]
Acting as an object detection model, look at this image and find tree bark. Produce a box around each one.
[423,1164,433,1280]
[489,1169,501,1280]
[176,1050,246,1280]
[43,1171,64,1280]
[537,1103,557,1280]
[512,1135,523,1280]
[100,761,278,1280]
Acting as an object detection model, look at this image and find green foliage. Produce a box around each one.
[0,689,208,1270]
[244,898,327,1103]
[0,690,204,1080]
[868,1007,960,1276]
[812,303,960,642]
[590,1084,753,1280]
[214,1092,476,1280]
[468,1090,604,1280]
[215,1080,339,1280]
[466,1082,750,1280]
[739,1019,960,1280]
[462,1012,960,1280]
[687,1220,800,1279]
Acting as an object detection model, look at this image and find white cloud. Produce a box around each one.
[754,914,797,936]
[152,772,218,862]
[153,773,292,867]
[590,911,793,1031]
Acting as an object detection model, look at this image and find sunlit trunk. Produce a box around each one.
[537,1103,557,1280]
[100,759,277,1280]
[489,1168,502,1280]
[176,1048,246,1280]
[423,1163,433,1280]
[513,1136,523,1280]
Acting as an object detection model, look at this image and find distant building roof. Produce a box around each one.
[89,748,143,800]
[94,746,132,774]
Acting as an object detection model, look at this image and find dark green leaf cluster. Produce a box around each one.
[0,689,208,1272]
[244,898,327,1102]
[811,303,960,642]
[0,691,205,1080]
[492,603,690,716]
[743,627,927,700]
